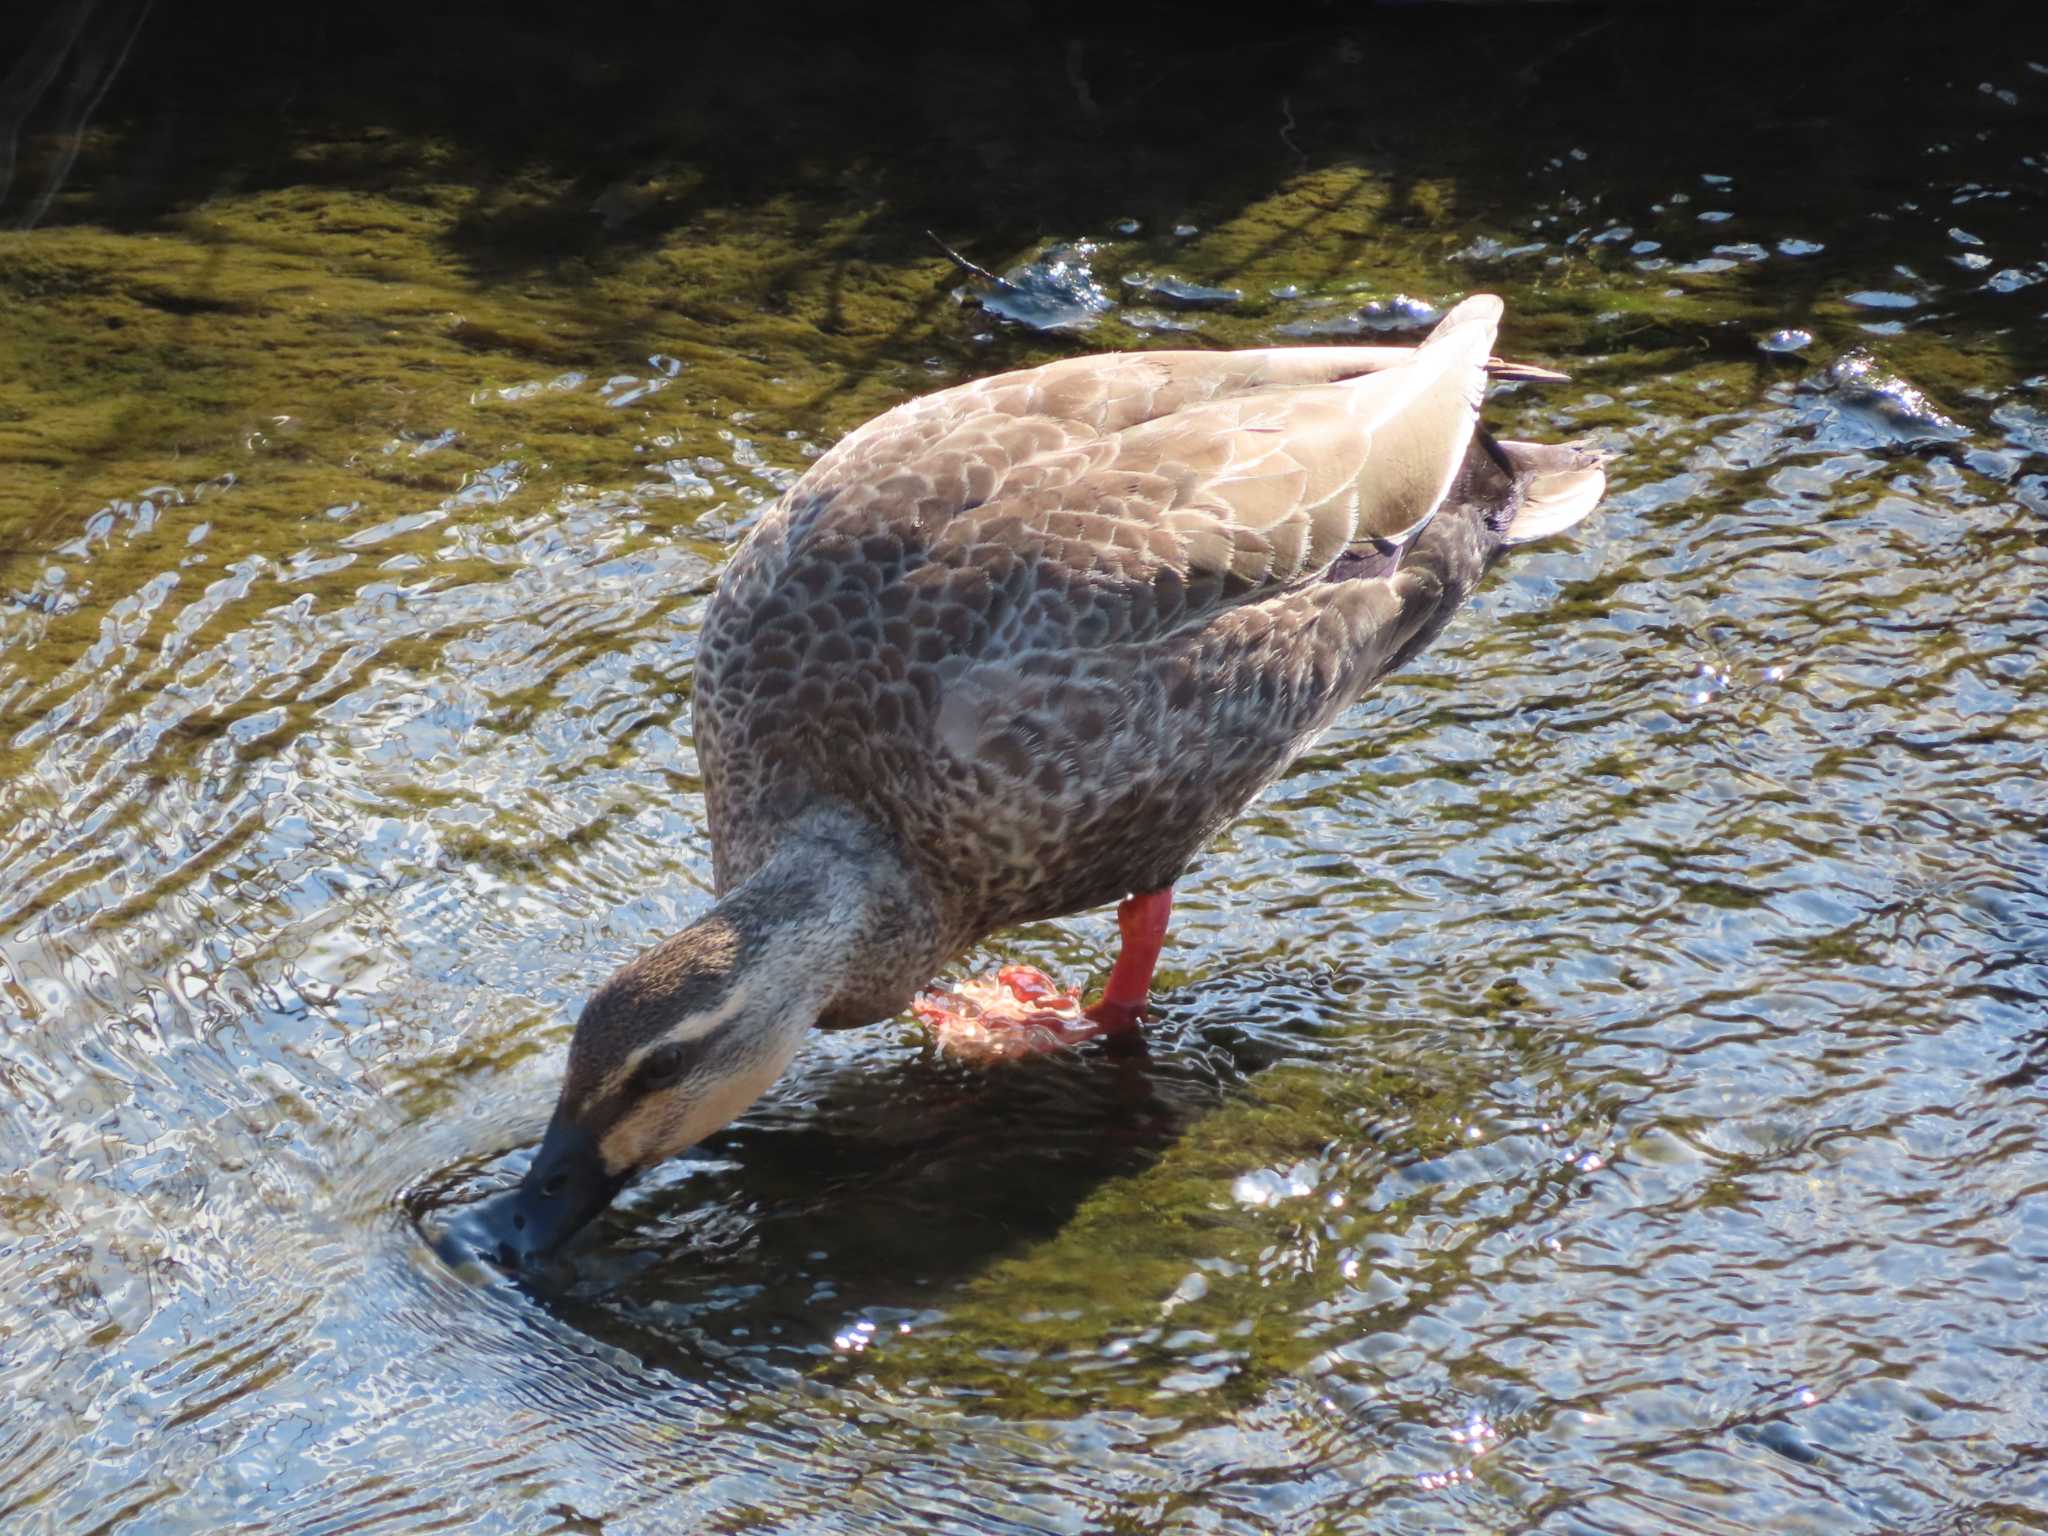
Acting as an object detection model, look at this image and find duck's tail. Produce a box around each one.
[1337,427,1609,682]
[1483,435,1610,546]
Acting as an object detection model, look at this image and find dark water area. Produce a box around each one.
[2,3,2046,1531]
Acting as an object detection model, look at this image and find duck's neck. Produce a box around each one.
[710,805,936,1031]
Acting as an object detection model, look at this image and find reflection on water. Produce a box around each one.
[2,9,2046,1534]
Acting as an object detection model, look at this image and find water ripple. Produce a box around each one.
[2,37,2046,1536]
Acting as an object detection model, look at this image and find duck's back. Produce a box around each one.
[694,297,1601,949]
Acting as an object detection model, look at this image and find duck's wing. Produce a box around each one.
[728,295,1505,651]
[802,317,1555,507]
[1094,291,1502,564]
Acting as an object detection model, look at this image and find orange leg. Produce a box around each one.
[913,888,1176,1061]
[1083,887,1175,1034]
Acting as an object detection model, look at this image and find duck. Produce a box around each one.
[486,293,1608,1265]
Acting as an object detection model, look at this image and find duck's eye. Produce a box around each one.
[640,1042,686,1087]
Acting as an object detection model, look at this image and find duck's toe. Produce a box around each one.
[914,965,1107,1061]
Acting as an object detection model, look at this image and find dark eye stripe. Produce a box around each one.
[639,1016,747,1089]
[694,1019,763,1079]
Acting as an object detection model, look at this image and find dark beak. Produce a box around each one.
[482,1114,628,1269]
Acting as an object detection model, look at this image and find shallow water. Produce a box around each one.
[1,9,2045,1533]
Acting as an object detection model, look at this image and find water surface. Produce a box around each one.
[1,9,2045,1533]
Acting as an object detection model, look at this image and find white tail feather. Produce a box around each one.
[1504,466,1606,545]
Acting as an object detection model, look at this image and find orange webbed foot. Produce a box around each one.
[914,965,1132,1062]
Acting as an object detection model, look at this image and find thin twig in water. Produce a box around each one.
[2,0,158,229]
[925,231,1009,289]
[1278,95,1306,165]
[1064,39,1100,120]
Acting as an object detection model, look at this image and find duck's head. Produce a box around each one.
[486,907,811,1268]
[473,813,915,1271]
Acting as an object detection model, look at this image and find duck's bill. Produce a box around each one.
[481,1115,628,1269]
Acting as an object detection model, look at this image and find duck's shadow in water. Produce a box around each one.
[417,970,1345,1380]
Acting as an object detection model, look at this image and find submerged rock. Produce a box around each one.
[1274,293,1441,338]
[1798,349,1967,448]
[955,242,1115,334]
[1451,235,1549,263]
[1119,271,1242,309]
[1122,307,1205,334]
[1759,328,1814,355]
